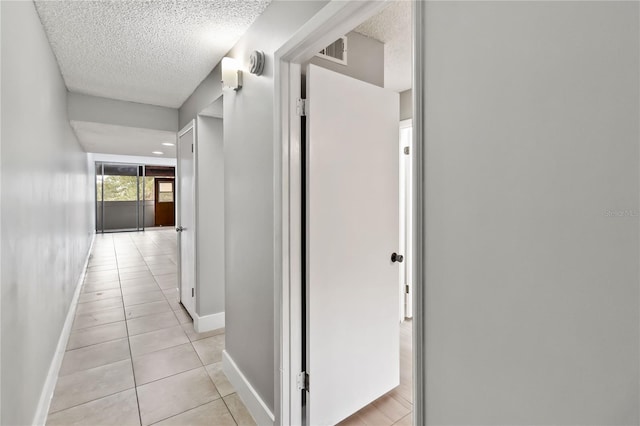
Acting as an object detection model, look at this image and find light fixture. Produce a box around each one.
[221,57,242,91]
[152,151,164,155]
[162,142,175,147]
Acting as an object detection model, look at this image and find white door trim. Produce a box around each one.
[412,3,426,423]
[273,1,425,425]
[399,119,411,320]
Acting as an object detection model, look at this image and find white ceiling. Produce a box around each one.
[35,0,271,108]
[71,121,177,158]
[355,1,412,93]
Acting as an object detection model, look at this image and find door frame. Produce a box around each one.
[176,120,198,314]
[273,1,425,425]
[399,118,413,320]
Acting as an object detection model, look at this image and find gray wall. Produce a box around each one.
[222,0,327,414]
[307,31,384,87]
[196,115,225,317]
[68,92,179,132]
[1,2,93,424]
[399,89,411,121]
[420,2,639,424]
[179,65,222,130]
[96,201,150,231]
[144,201,155,228]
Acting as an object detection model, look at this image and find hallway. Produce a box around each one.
[46,229,255,426]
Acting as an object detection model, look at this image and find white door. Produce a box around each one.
[305,64,400,425]
[177,121,196,318]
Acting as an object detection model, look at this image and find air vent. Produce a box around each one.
[316,36,348,65]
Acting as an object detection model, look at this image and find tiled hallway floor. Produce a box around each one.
[47,229,256,426]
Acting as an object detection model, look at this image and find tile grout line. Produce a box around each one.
[115,233,144,426]
[148,226,243,424]
[146,394,240,426]
[129,231,217,424]
[50,236,135,417]
[51,233,201,422]
[136,233,240,425]
[185,323,241,425]
[219,392,241,426]
[56,231,241,425]
[47,385,136,416]
[127,230,195,426]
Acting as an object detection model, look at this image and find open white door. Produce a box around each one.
[305,64,400,425]
[177,121,196,318]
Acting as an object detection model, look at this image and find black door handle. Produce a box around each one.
[391,253,404,263]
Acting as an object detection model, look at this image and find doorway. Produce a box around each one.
[275,2,424,425]
[154,178,175,226]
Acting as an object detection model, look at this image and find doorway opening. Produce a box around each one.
[275,1,423,425]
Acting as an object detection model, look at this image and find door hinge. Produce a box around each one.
[404,146,410,155]
[296,371,309,391]
[405,284,410,294]
[191,288,195,297]
[296,98,308,117]
[191,143,194,153]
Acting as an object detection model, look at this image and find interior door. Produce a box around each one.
[177,122,196,317]
[154,178,175,226]
[305,64,400,425]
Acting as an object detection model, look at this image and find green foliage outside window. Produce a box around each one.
[96,176,155,201]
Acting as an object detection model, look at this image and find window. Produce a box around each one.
[158,181,174,202]
[141,176,155,201]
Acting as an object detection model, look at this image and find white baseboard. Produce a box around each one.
[194,311,225,333]
[223,350,275,426]
[33,234,95,426]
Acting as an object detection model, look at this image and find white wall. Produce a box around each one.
[420,2,639,424]
[1,2,93,424]
[221,0,327,415]
[195,115,225,318]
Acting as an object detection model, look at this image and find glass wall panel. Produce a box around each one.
[96,163,104,232]
[96,162,144,232]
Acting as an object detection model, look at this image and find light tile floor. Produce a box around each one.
[47,229,256,426]
[337,320,413,426]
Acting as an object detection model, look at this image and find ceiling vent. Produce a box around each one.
[316,36,348,65]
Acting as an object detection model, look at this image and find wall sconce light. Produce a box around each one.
[222,57,242,91]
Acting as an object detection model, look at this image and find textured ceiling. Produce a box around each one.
[35,0,271,108]
[71,121,177,158]
[355,1,411,92]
